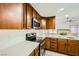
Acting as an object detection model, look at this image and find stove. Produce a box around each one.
[36,37,45,56]
[26,33,45,56]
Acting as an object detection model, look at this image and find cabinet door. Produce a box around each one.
[41,18,46,29]
[33,9,37,19]
[23,4,27,29]
[44,38,50,49]
[67,44,79,56]
[26,4,33,29]
[46,17,55,29]
[37,12,41,20]
[67,40,79,56]
[0,4,23,29]
[34,46,40,56]
[58,39,67,53]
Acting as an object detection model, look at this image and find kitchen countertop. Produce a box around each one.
[0,40,39,56]
[45,34,79,40]
[0,33,79,56]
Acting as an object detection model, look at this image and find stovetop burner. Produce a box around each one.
[36,39,44,43]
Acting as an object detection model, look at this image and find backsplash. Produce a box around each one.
[57,29,70,35]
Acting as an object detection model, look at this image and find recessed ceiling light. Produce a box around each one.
[59,8,64,11]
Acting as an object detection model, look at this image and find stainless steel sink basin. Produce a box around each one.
[66,37,75,39]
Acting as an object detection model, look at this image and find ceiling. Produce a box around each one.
[30,3,79,18]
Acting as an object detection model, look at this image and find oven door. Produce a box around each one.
[40,41,45,56]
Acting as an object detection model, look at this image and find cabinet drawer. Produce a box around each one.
[50,43,57,49]
[50,43,57,46]
[51,41,57,43]
[68,40,79,45]
[50,39,57,43]
[50,45,57,48]
[51,45,57,48]
[50,46,57,51]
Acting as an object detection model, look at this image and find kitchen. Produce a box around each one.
[0,3,79,56]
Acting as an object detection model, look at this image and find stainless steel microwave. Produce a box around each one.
[32,18,40,29]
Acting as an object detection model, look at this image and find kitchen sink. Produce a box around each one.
[66,37,75,39]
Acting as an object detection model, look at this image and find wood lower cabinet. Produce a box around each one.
[44,38,50,49]
[67,40,79,56]
[50,38,57,51]
[29,45,40,56]
[58,39,67,53]
[44,37,79,56]
[44,38,58,51]
[29,50,35,56]
[34,46,40,56]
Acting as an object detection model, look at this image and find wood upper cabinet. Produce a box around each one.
[58,39,67,53]
[44,38,50,49]
[46,17,55,29]
[41,18,46,29]
[33,8,41,20]
[36,12,41,20]
[0,4,23,29]
[33,9,37,19]
[67,40,79,56]
[23,4,27,29]
[26,4,33,29]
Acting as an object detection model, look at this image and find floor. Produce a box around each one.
[45,50,67,56]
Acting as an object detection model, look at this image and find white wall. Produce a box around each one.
[56,15,70,29]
